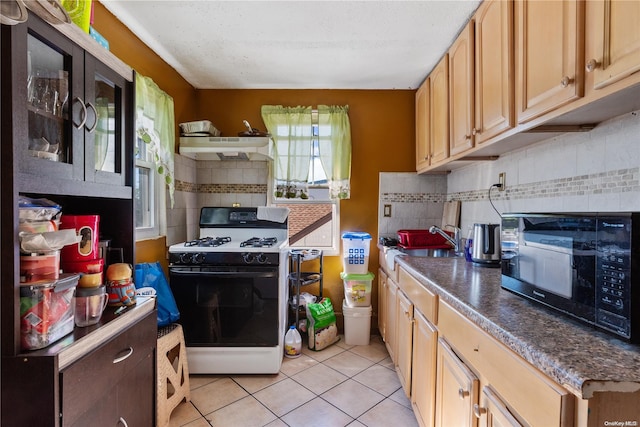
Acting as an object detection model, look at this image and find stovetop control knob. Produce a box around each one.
[243,253,255,264]
[192,252,206,264]
[179,253,192,264]
[256,253,268,264]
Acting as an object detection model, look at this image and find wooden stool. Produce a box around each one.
[157,323,190,427]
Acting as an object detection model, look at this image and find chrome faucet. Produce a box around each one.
[429,225,462,254]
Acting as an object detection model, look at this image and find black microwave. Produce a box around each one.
[501,213,639,342]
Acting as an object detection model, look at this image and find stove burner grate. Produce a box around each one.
[185,236,232,247]
[240,237,278,248]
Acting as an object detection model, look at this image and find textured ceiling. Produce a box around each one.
[102,0,481,89]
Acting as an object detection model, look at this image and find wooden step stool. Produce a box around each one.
[157,323,190,427]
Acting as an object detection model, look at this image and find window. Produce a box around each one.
[134,73,175,241]
[262,105,351,256]
[134,115,165,240]
[271,122,340,255]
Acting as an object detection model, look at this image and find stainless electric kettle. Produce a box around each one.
[471,223,500,266]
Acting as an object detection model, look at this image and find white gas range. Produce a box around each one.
[168,207,289,374]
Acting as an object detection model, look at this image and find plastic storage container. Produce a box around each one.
[20,273,79,350]
[342,299,372,346]
[341,271,374,307]
[20,251,60,283]
[284,325,302,358]
[342,231,372,274]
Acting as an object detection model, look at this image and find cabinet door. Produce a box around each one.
[384,276,398,363]
[84,55,130,187]
[430,54,449,164]
[515,0,584,123]
[449,20,475,156]
[585,0,640,90]
[16,16,84,181]
[415,77,431,171]
[474,0,514,144]
[475,386,524,427]
[435,338,480,427]
[396,289,414,397]
[378,267,387,341]
[411,309,438,427]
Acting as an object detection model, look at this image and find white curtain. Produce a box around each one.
[261,105,351,200]
[134,73,175,207]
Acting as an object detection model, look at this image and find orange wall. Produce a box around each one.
[196,90,416,307]
[93,3,418,316]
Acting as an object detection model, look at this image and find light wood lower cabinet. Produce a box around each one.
[384,273,399,363]
[475,385,524,427]
[435,338,480,427]
[438,300,574,427]
[377,267,388,341]
[378,266,578,427]
[396,289,414,396]
[411,309,438,427]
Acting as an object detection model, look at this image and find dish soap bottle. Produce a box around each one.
[284,325,302,358]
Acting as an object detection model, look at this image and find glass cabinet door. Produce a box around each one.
[84,58,128,187]
[26,34,70,164]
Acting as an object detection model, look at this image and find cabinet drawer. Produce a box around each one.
[61,311,156,425]
[438,300,574,427]
[398,268,437,325]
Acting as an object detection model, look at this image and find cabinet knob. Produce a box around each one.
[586,59,601,73]
[458,388,469,399]
[471,128,479,136]
[473,403,487,418]
[560,76,574,88]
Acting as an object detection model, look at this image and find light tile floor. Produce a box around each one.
[169,335,420,427]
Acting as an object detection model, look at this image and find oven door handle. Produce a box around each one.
[170,270,277,279]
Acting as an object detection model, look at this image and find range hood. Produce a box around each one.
[179,136,272,161]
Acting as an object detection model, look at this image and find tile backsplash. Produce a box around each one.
[378,110,640,238]
[168,156,269,245]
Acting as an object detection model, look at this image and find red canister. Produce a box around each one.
[60,215,100,261]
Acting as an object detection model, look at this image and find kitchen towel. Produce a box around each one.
[257,206,289,223]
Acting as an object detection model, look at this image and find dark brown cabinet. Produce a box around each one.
[5,14,132,197]
[1,10,153,427]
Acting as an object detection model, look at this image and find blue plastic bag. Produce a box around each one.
[134,262,180,326]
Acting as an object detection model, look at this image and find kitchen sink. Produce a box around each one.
[399,248,460,258]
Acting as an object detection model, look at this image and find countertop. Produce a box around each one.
[392,253,640,399]
[22,295,157,370]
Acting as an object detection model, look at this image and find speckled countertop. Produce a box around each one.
[393,254,640,399]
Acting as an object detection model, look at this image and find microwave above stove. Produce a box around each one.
[501,212,640,342]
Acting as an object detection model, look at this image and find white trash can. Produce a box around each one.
[342,299,372,346]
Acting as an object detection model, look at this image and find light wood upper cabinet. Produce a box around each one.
[449,20,476,156]
[515,0,585,123]
[474,0,514,144]
[435,338,480,427]
[430,54,450,165]
[585,0,640,91]
[411,309,438,427]
[415,77,431,171]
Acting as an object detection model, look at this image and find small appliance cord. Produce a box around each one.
[488,183,502,218]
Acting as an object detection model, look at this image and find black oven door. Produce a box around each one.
[169,266,280,347]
